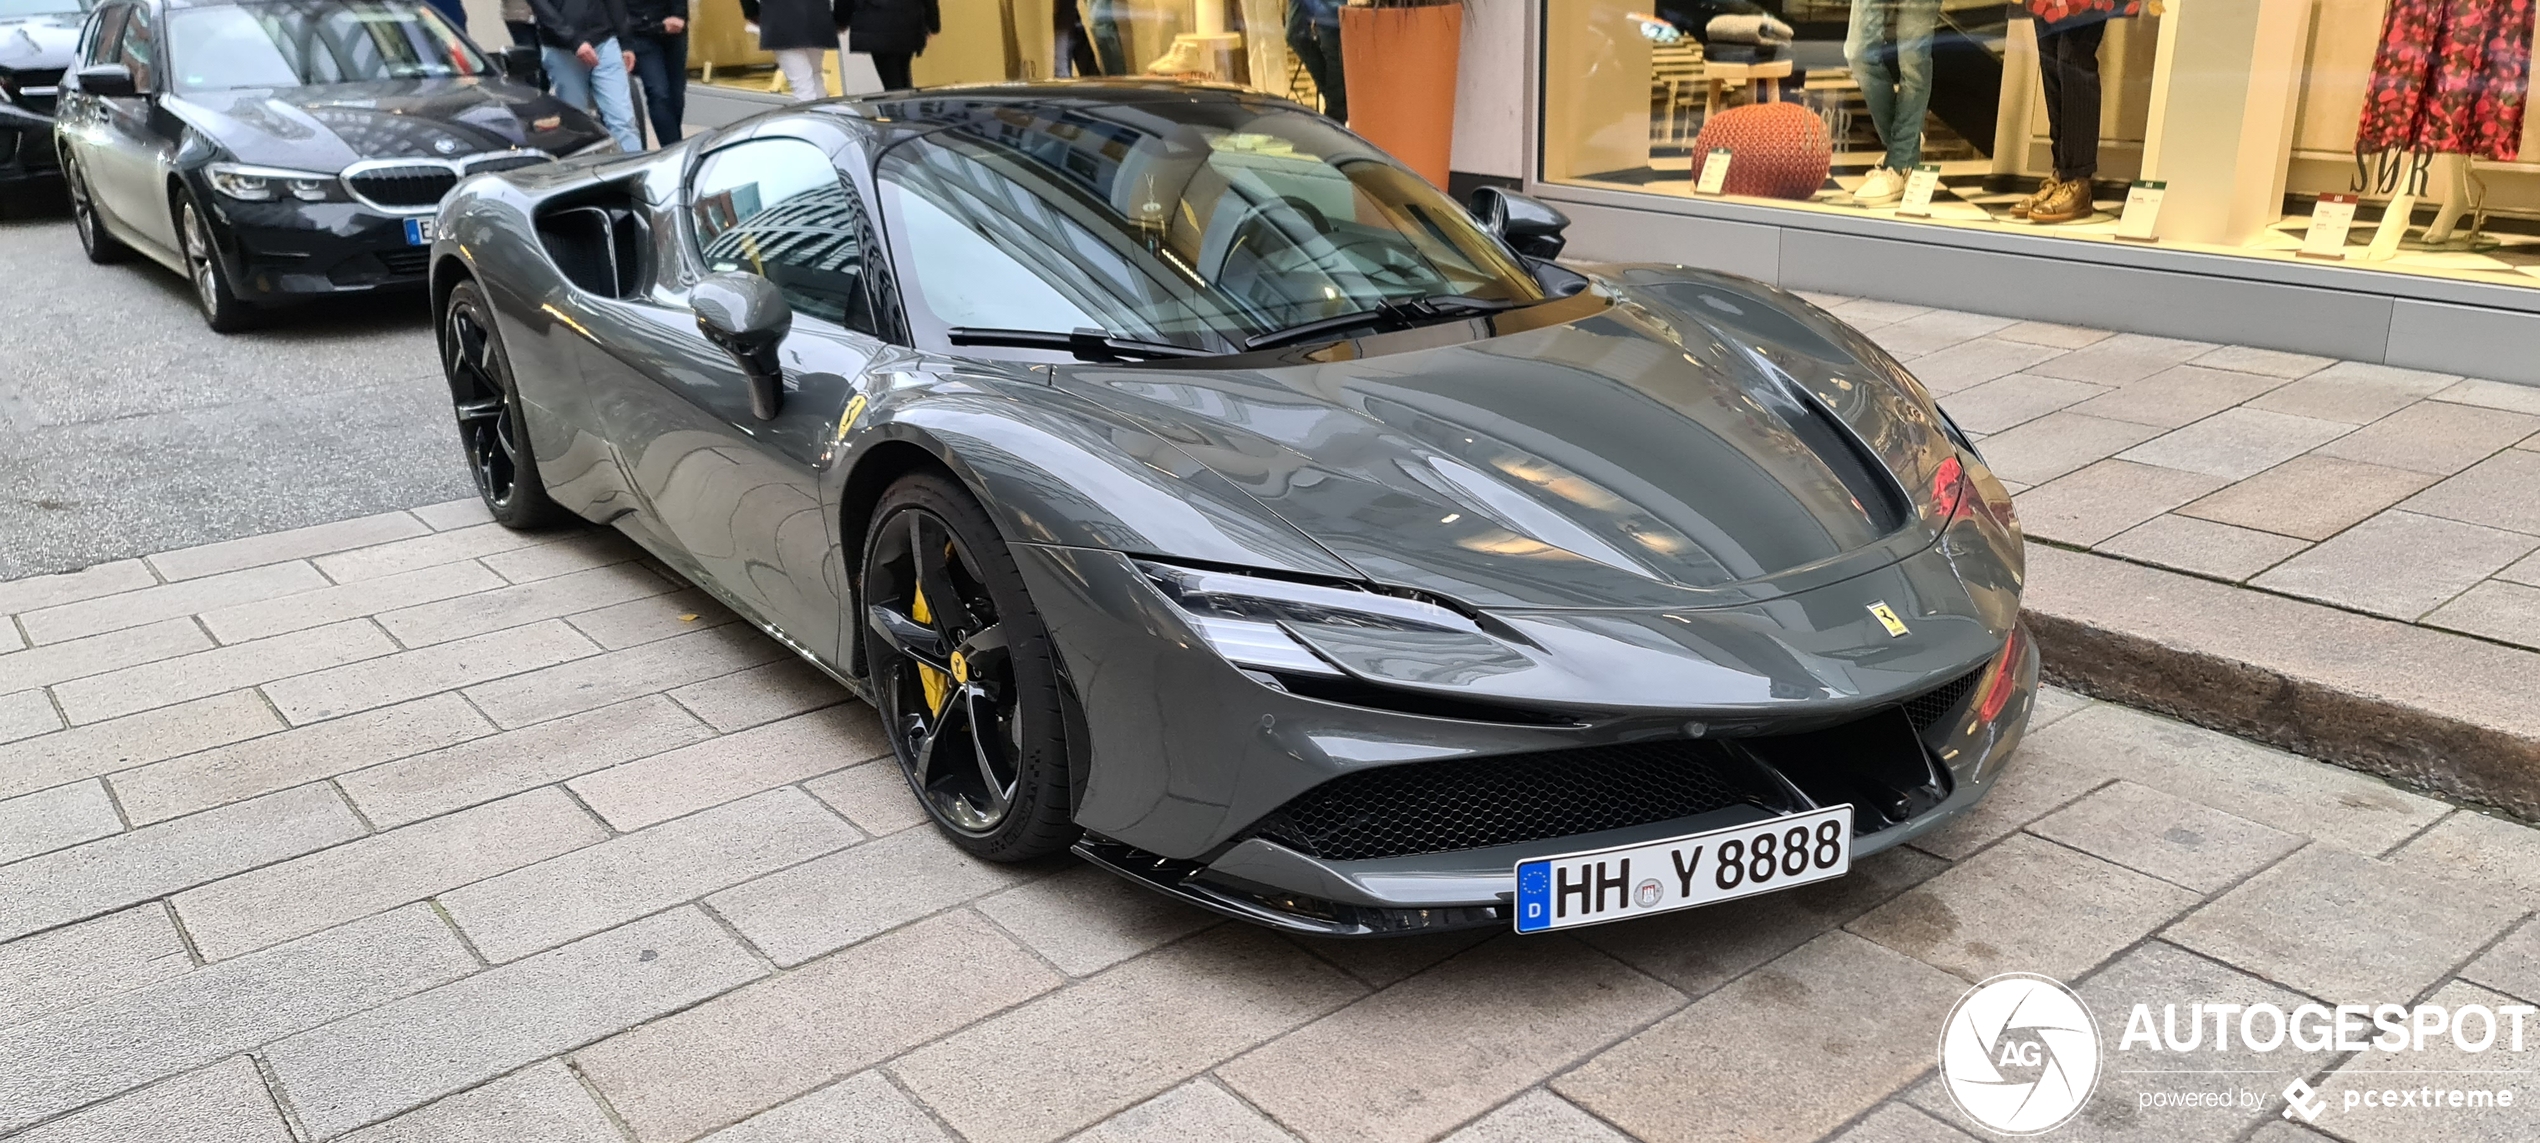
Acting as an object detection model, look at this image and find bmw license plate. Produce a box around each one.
[403,217,436,246]
[1513,804,1852,933]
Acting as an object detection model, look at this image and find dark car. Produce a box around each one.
[0,0,85,210]
[426,82,2038,937]
[53,0,607,331]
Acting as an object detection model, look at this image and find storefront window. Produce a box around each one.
[1542,0,2540,290]
[687,0,1322,106]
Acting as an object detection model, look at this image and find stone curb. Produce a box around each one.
[2022,545,2540,822]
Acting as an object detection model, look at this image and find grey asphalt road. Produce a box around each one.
[0,211,471,579]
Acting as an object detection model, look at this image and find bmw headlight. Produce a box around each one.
[1135,561,1478,678]
[206,163,342,203]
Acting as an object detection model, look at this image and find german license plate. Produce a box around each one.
[1513,805,1853,933]
[403,217,435,246]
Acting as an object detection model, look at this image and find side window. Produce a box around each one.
[117,3,157,91]
[82,6,129,69]
[689,138,877,335]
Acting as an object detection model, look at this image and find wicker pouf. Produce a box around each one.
[1691,102,1832,201]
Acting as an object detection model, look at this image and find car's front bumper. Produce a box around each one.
[1013,539,2038,937]
[195,190,437,299]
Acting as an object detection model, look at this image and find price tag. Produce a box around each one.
[2300,193,2359,259]
[2113,180,2166,241]
[1694,148,1733,196]
[2359,193,2415,262]
[1894,164,1943,217]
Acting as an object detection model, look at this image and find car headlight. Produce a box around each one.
[1135,561,1478,678]
[205,163,342,203]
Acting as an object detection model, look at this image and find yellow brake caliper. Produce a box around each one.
[912,584,952,716]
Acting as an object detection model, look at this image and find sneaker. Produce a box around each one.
[2028,176,2094,224]
[1854,166,1906,205]
[2008,176,2057,219]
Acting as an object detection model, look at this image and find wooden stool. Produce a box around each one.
[1703,58,1794,116]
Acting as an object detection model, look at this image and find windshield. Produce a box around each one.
[168,0,484,92]
[0,0,85,18]
[875,100,1546,353]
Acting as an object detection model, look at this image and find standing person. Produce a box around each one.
[1285,0,1343,123]
[840,0,938,91]
[627,0,689,144]
[740,0,846,101]
[531,0,645,151]
[1843,0,1939,205]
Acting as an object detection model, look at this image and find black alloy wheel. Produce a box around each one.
[862,473,1075,861]
[441,281,565,529]
[178,195,253,332]
[65,158,128,264]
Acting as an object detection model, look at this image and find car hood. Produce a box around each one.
[0,12,78,75]
[1058,286,1952,611]
[169,78,605,170]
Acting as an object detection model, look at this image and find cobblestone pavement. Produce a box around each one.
[0,504,2534,1142]
[1803,296,2540,652]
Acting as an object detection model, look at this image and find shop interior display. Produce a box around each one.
[1545,0,2540,291]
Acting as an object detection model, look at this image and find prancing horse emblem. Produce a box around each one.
[1868,601,1909,637]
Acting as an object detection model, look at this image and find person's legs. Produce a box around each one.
[1843,0,1901,165]
[541,43,595,114]
[1310,21,1346,122]
[774,47,826,101]
[2042,20,2103,181]
[1884,0,1940,170]
[870,52,914,90]
[587,37,644,151]
[1088,0,1128,75]
[629,34,684,144]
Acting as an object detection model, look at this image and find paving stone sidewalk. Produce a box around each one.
[1797,295,2540,647]
[1,505,2535,1143]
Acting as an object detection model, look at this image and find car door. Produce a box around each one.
[56,5,127,210]
[89,0,178,251]
[591,130,896,669]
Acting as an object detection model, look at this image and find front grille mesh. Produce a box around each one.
[377,248,430,276]
[1248,742,1757,862]
[348,167,458,208]
[1902,665,1988,731]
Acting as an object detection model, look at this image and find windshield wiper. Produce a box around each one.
[1241,294,1523,352]
[946,327,1220,363]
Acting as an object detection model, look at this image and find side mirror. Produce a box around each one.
[497,45,545,88]
[693,272,792,421]
[1470,186,1570,261]
[75,63,136,99]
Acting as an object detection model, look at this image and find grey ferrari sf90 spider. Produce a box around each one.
[427,80,2037,936]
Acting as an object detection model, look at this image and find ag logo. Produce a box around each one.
[1939,973,2100,1135]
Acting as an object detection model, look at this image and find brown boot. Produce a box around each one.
[2008,176,2057,220]
[2028,176,2094,224]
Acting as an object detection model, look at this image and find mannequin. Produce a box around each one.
[1844,0,1942,205]
[2353,0,2535,245]
[2015,0,2144,224]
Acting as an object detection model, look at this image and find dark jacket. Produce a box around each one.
[841,0,938,54]
[529,0,631,49]
[738,0,845,50]
[624,0,683,36]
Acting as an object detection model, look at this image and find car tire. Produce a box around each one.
[65,159,129,265]
[861,472,1077,862]
[177,195,255,333]
[441,280,568,529]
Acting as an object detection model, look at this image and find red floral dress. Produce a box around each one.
[2355,0,2536,161]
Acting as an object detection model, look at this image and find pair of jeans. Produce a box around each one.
[628,32,686,144]
[1285,6,1346,122]
[1085,0,1128,75]
[2038,19,2106,180]
[1843,0,1940,170]
[542,39,643,152]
